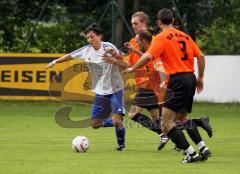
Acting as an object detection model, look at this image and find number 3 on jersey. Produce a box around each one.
[178,41,188,60]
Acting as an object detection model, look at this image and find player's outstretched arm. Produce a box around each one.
[123,52,152,73]
[46,54,73,69]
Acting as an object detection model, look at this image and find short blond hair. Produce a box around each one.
[131,12,148,27]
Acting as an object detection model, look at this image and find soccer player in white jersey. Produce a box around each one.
[46,23,126,151]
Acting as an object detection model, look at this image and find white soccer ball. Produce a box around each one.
[72,136,90,153]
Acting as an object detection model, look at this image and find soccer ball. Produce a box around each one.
[72,136,90,153]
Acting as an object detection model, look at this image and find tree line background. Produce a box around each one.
[0,0,239,54]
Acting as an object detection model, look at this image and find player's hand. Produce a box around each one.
[196,78,204,93]
[123,67,136,74]
[102,55,117,64]
[102,49,117,64]
[159,81,167,90]
[124,42,135,52]
[46,60,56,69]
[104,48,117,57]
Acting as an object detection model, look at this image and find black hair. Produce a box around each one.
[138,30,152,43]
[84,23,103,35]
[157,8,174,25]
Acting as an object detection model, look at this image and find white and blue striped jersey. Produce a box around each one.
[69,42,124,95]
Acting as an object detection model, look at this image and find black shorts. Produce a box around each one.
[163,72,196,114]
[133,88,159,111]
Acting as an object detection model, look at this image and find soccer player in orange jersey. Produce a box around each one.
[102,28,168,149]
[124,8,211,163]
[125,12,170,149]
[102,11,169,148]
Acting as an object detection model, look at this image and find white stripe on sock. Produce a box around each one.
[198,141,206,150]
[184,145,195,155]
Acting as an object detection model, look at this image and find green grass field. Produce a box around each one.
[0,101,240,174]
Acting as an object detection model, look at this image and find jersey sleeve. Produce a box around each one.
[189,37,203,58]
[105,42,120,54]
[69,46,88,60]
[147,35,165,60]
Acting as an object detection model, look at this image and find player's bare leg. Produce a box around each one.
[128,105,143,119]
[149,109,159,121]
[91,118,105,129]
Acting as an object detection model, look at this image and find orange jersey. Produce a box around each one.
[147,28,202,75]
[128,38,157,88]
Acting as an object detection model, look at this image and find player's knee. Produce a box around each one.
[128,105,142,119]
[150,113,159,121]
[161,119,175,134]
[112,115,123,127]
[128,111,137,119]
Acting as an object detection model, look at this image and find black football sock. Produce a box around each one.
[167,127,190,151]
[131,113,162,134]
[115,126,125,146]
[185,119,203,145]
[192,118,203,127]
